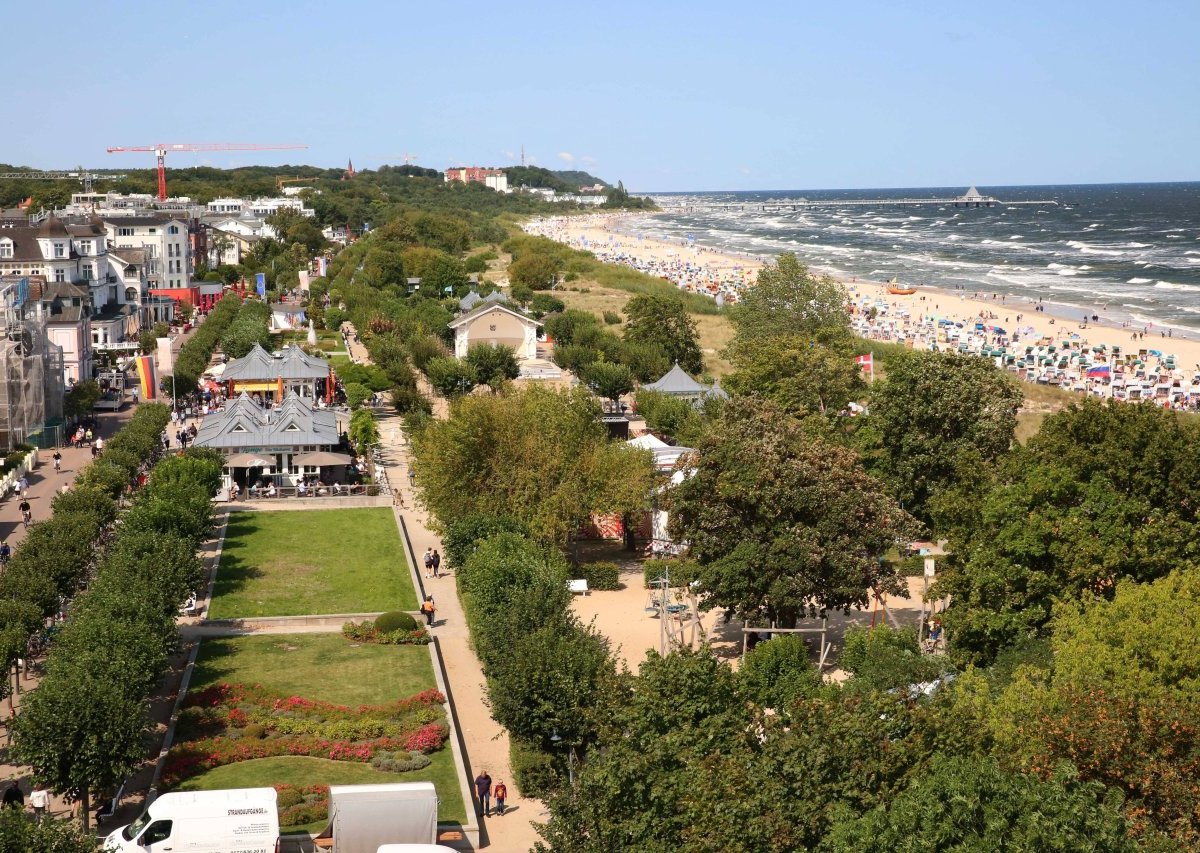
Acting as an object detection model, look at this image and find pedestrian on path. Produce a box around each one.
[474,771,492,817]
[493,780,507,816]
[424,548,434,578]
[17,476,28,498]
[52,449,62,472]
[29,783,48,823]
[431,549,441,578]
[421,595,436,627]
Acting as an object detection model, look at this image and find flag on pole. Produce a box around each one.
[135,355,157,400]
[1086,364,1111,378]
[855,353,874,377]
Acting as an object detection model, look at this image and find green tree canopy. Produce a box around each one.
[725,334,865,421]
[509,253,559,290]
[464,343,520,390]
[860,350,1021,524]
[668,400,920,624]
[412,386,655,546]
[729,253,849,346]
[425,356,478,398]
[581,361,634,407]
[622,294,703,375]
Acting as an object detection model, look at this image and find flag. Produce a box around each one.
[855,353,874,374]
[135,355,156,400]
[255,272,266,297]
[1086,364,1111,378]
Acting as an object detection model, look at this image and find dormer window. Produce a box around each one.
[284,422,300,432]
[54,243,65,258]
[0,240,11,259]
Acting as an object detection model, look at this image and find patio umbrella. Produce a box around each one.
[293,451,353,467]
[225,453,273,468]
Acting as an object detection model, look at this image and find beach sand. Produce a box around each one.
[527,213,1200,377]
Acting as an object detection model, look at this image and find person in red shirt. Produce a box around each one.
[493,780,507,816]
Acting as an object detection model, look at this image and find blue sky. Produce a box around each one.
[8,0,1197,191]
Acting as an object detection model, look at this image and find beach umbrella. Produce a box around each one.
[293,451,354,467]
[225,453,273,468]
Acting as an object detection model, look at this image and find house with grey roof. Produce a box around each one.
[221,343,334,402]
[448,302,539,359]
[641,363,727,404]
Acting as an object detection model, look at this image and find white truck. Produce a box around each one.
[313,782,439,853]
[103,787,279,853]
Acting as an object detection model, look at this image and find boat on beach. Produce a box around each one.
[886,279,918,296]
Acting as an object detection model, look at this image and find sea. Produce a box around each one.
[633,182,1200,334]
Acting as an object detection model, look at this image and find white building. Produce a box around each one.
[102,215,192,291]
[207,196,314,219]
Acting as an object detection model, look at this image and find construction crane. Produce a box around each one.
[106,143,308,200]
[276,175,318,190]
[402,153,418,166]
[0,167,125,193]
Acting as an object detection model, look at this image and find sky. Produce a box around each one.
[7,0,1198,192]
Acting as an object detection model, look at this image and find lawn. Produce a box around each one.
[175,754,466,830]
[192,634,434,706]
[209,509,417,618]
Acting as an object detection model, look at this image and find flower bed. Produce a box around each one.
[276,784,330,828]
[164,683,449,787]
[342,620,431,645]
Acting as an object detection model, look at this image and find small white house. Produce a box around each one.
[448,303,539,360]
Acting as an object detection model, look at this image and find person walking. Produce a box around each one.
[17,476,28,499]
[423,548,434,579]
[1,781,22,809]
[474,770,492,818]
[493,780,507,816]
[29,782,48,823]
[431,549,441,578]
[421,595,436,627]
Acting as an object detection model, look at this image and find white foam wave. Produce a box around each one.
[1153,281,1200,291]
[1127,277,1153,284]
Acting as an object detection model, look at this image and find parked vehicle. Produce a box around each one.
[103,787,279,853]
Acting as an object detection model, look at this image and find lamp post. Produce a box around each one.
[549,730,575,786]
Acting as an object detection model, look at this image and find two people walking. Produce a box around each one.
[474,770,508,817]
[423,547,442,578]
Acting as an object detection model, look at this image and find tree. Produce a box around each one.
[623,295,703,375]
[425,356,478,398]
[581,361,634,408]
[725,334,865,421]
[736,634,822,710]
[344,381,373,409]
[937,400,1200,663]
[668,400,920,625]
[730,253,849,345]
[634,389,705,446]
[509,253,559,290]
[0,806,99,853]
[412,386,655,546]
[820,756,1133,852]
[861,350,1021,524]
[348,408,380,454]
[464,343,520,390]
[63,380,101,419]
[12,669,150,832]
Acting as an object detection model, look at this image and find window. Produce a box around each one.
[168,225,179,235]
[54,268,65,282]
[79,240,92,255]
[125,287,138,302]
[0,242,10,258]
[139,821,172,846]
[82,263,93,280]
[148,228,157,235]
[118,227,133,237]
[125,267,138,279]
[54,243,65,258]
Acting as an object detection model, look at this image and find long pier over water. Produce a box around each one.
[660,187,1060,212]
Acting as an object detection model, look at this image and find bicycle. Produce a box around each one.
[22,509,32,528]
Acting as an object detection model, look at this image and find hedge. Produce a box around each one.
[574,561,620,591]
[510,737,557,799]
[170,294,242,395]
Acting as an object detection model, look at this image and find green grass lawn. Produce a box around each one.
[192,634,435,706]
[175,755,466,831]
[210,509,417,617]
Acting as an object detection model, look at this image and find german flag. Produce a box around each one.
[135,355,157,400]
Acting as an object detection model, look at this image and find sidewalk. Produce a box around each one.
[346,326,542,852]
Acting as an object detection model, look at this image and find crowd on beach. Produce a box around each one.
[524,216,757,302]
[850,290,1200,410]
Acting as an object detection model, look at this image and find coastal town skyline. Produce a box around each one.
[7,0,1198,192]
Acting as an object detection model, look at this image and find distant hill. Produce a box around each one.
[504,166,609,194]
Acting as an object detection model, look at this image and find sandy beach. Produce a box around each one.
[526,214,1200,397]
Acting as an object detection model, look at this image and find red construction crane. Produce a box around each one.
[106,142,308,200]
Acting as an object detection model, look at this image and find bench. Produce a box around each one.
[95,780,127,827]
[567,579,589,596]
[179,593,198,617]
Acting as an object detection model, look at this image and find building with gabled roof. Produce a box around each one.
[220,343,335,402]
[447,301,539,359]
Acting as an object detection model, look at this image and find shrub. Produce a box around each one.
[575,561,620,591]
[511,738,557,799]
[370,749,432,772]
[603,310,621,325]
[738,635,823,710]
[443,513,530,571]
[275,787,304,809]
[375,611,419,633]
[643,557,700,589]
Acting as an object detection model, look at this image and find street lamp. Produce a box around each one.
[549,730,575,786]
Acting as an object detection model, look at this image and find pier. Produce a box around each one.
[661,187,1060,212]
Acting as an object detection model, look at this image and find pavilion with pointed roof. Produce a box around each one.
[641,363,710,400]
[220,343,335,403]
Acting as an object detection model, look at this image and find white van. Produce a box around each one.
[103,788,279,853]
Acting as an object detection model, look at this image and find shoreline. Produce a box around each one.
[524,213,1200,387]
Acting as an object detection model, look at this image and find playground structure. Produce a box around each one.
[644,569,708,655]
[740,616,833,671]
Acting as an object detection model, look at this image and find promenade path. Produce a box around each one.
[344,329,542,852]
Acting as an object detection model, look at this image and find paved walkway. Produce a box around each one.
[345,328,542,852]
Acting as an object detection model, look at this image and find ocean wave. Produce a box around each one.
[1127,277,1153,284]
[1153,281,1200,291]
